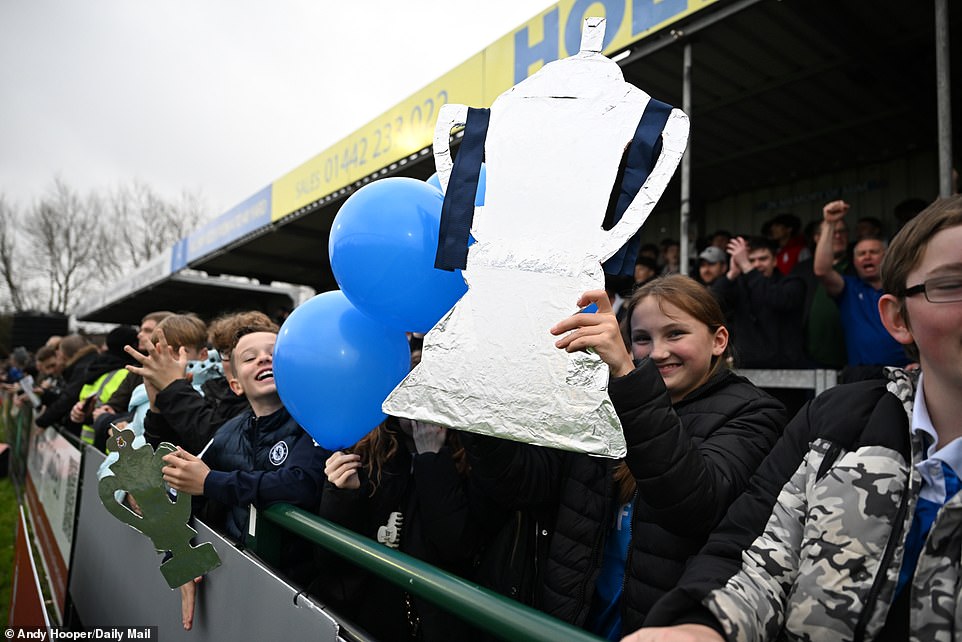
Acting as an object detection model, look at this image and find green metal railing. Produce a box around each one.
[256,503,605,642]
[1,395,33,493]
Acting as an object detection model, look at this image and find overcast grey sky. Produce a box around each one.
[0,0,550,217]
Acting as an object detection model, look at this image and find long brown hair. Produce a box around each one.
[620,274,732,381]
[352,417,469,496]
[613,462,636,505]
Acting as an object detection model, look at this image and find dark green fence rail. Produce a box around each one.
[0,397,33,493]
[257,503,605,642]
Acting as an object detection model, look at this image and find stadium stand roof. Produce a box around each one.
[76,0,959,322]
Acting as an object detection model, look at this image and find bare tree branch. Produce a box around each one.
[6,177,211,315]
[26,178,102,313]
[0,195,29,311]
[103,180,206,274]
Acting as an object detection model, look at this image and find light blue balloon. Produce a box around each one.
[425,163,485,205]
[274,291,411,450]
[330,177,468,333]
[475,163,486,206]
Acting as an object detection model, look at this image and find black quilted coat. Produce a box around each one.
[466,357,786,637]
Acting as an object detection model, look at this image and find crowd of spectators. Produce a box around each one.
[1,195,960,642]
[610,199,932,394]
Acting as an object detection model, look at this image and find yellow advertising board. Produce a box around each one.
[484,0,719,94]
[272,57,485,219]
[272,0,719,221]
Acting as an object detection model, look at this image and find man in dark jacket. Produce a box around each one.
[710,236,806,368]
[34,334,98,429]
[711,235,809,415]
[67,326,139,444]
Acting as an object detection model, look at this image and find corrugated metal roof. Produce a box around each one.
[620,0,954,203]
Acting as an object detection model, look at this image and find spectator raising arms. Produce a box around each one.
[815,200,910,369]
[710,236,807,369]
[123,314,221,446]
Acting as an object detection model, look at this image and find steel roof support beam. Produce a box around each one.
[935,0,954,197]
[680,42,692,272]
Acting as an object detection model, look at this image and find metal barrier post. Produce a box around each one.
[734,368,838,396]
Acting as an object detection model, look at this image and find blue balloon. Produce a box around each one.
[475,163,486,206]
[425,164,485,206]
[273,290,411,450]
[330,177,468,333]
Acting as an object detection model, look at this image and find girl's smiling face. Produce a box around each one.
[629,296,729,403]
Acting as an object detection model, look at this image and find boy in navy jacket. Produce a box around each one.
[162,323,328,628]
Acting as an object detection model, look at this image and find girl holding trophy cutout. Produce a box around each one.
[465,275,786,640]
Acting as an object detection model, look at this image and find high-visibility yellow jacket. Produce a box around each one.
[78,368,129,445]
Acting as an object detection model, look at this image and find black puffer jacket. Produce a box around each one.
[467,358,786,637]
[144,377,249,453]
[710,269,807,368]
[200,406,329,587]
[314,423,500,642]
[645,369,934,641]
[35,346,99,428]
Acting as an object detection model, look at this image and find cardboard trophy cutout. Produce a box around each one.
[97,428,221,588]
[383,18,689,457]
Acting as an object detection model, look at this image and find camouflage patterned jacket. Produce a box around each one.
[647,368,962,641]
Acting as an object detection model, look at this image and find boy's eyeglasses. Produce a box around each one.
[904,274,962,303]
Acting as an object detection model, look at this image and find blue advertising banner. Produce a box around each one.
[179,185,273,268]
